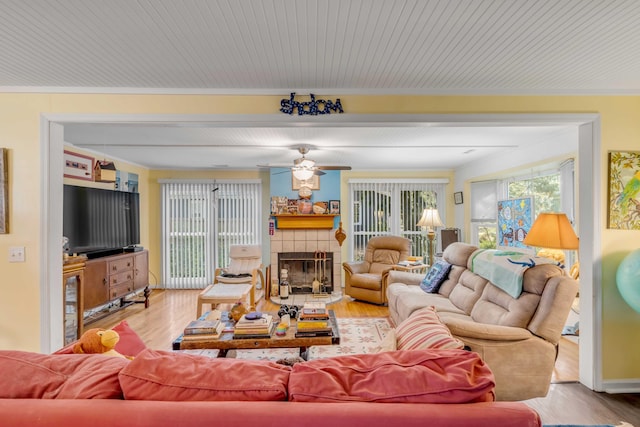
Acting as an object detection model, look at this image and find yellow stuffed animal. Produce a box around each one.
[73,328,129,359]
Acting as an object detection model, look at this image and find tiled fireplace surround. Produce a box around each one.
[269,228,342,292]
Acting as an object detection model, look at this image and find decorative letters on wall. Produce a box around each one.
[280,92,344,116]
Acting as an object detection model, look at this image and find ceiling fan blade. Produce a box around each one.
[316,165,352,171]
[313,170,326,176]
[257,164,290,169]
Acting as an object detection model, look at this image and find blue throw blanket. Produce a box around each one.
[471,249,560,298]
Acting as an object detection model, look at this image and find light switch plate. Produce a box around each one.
[9,246,25,262]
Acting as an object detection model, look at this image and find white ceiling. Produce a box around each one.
[4,0,630,169]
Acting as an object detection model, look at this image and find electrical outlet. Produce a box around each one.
[9,246,25,263]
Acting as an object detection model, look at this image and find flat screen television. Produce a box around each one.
[63,185,140,257]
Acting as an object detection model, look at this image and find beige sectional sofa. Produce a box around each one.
[386,242,579,401]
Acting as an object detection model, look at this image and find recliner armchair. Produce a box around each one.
[342,235,412,304]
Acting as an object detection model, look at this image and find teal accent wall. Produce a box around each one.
[269,169,341,227]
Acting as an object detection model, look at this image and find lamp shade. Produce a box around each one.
[523,212,579,250]
[417,208,444,230]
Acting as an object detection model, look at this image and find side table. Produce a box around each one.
[392,263,428,275]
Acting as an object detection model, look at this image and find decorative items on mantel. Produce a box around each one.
[271,196,334,216]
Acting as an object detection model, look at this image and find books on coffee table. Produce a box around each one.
[182,321,225,341]
[183,319,221,335]
[295,306,334,338]
[233,313,275,339]
[299,302,329,321]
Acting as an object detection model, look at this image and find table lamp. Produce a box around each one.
[523,212,579,272]
[417,208,444,268]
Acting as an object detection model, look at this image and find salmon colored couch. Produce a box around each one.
[0,333,541,427]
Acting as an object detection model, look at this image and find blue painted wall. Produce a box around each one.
[269,169,341,227]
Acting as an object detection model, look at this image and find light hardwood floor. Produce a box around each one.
[89,289,639,426]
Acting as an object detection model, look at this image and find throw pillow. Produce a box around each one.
[288,349,495,403]
[395,306,465,351]
[54,320,147,358]
[119,349,291,401]
[420,260,452,293]
[112,320,147,357]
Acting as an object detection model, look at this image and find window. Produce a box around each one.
[347,179,448,261]
[470,180,498,248]
[469,160,575,252]
[161,180,262,289]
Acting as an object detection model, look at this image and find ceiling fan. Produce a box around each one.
[259,146,351,180]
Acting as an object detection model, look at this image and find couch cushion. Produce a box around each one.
[420,260,452,293]
[288,349,495,403]
[396,306,465,351]
[119,349,290,401]
[443,242,479,268]
[0,351,128,399]
[445,269,489,314]
[387,283,465,325]
[470,263,566,329]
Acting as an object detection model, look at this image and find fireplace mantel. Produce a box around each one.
[273,214,338,229]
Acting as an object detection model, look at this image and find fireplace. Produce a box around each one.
[278,251,334,294]
[269,228,342,296]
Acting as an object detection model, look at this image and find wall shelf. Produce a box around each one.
[273,214,338,229]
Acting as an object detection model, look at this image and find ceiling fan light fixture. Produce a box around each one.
[298,158,315,168]
[292,166,315,181]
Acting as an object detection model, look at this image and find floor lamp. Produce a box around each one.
[523,212,580,334]
[417,208,444,268]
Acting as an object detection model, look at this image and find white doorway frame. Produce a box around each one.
[40,112,601,391]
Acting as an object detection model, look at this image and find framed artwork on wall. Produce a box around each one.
[454,191,463,205]
[497,197,534,249]
[64,150,94,181]
[608,150,640,230]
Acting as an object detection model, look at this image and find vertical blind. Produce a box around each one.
[160,180,261,289]
[347,179,447,261]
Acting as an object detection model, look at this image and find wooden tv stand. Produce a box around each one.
[83,250,150,324]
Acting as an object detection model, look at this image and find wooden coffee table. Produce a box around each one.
[173,310,340,356]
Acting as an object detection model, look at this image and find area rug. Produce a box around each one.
[305,317,392,360]
[230,317,391,361]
